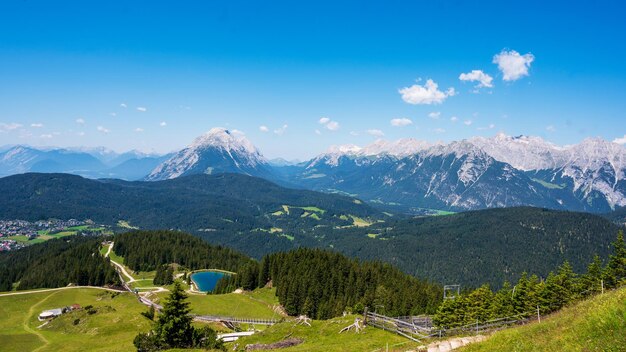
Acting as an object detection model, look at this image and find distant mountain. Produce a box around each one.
[268,157,301,167]
[145,128,274,181]
[0,145,106,176]
[99,154,173,180]
[0,145,169,180]
[283,134,626,213]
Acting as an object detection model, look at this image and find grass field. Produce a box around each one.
[461,286,626,351]
[234,314,421,352]
[0,288,151,352]
[152,288,280,319]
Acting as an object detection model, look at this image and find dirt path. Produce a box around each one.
[105,242,135,283]
[0,286,125,297]
[22,291,56,351]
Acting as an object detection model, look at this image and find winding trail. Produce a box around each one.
[105,242,135,283]
[0,286,125,297]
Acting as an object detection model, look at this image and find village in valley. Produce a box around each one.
[0,219,109,251]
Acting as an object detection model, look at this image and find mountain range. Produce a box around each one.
[0,145,171,180]
[3,129,626,213]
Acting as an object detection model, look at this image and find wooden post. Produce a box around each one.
[601,279,604,294]
[363,307,368,325]
[537,305,540,323]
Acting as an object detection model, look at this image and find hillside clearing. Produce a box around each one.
[0,288,150,352]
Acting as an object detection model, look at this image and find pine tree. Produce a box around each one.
[581,255,604,295]
[604,230,626,289]
[154,281,195,348]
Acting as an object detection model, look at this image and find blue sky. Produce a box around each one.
[1,1,625,159]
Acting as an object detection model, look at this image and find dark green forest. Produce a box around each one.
[0,236,119,291]
[214,248,443,319]
[327,207,624,287]
[113,230,254,272]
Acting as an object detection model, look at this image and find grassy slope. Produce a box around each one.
[0,288,151,352]
[233,315,421,352]
[462,287,626,352]
[153,289,279,319]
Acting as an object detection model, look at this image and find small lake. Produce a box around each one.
[190,271,227,292]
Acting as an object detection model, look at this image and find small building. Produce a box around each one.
[38,308,64,321]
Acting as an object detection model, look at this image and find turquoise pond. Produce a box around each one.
[190,271,227,292]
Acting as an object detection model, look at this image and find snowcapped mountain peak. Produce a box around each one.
[145,128,270,181]
[326,144,363,155]
[190,127,259,155]
[361,138,434,157]
[468,133,565,171]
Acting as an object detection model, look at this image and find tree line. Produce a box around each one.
[214,247,443,319]
[433,230,626,328]
[113,230,255,272]
[0,236,119,291]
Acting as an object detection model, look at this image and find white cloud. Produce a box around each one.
[493,49,535,81]
[399,79,456,105]
[159,121,167,127]
[76,118,85,124]
[110,112,117,117]
[325,121,340,131]
[612,135,626,144]
[315,129,322,135]
[231,129,245,136]
[30,123,44,128]
[349,131,359,136]
[428,111,441,119]
[120,103,127,108]
[137,107,147,112]
[318,117,340,131]
[450,116,458,122]
[546,125,556,132]
[77,131,85,137]
[274,124,288,135]
[366,129,385,137]
[390,118,413,127]
[464,120,473,126]
[0,122,22,132]
[135,128,144,132]
[434,128,446,134]
[259,125,269,133]
[97,126,110,133]
[459,70,494,88]
[40,134,53,139]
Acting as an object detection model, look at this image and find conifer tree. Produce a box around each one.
[154,281,195,347]
[604,230,626,288]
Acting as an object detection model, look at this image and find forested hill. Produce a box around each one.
[0,236,119,291]
[113,230,254,272]
[215,247,443,319]
[0,172,386,253]
[329,207,624,287]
